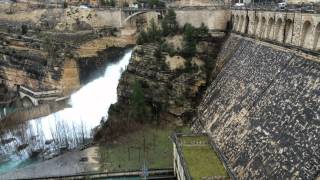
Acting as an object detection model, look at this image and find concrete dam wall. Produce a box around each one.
[194,34,320,179]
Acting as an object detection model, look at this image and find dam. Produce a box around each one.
[194,34,320,179]
[0,0,319,179]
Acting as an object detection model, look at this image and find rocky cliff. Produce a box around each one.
[0,32,77,94]
[113,43,207,122]
[193,34,320,179]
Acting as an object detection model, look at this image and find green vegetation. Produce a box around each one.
[137,18,161,45]
[99,125,190,171]
[21,25,28,35]
[161,9,178,36]
[43,37,59,57]
[63,2,68,8]
[129,81,150,121]
[180,136,228,179]
[101,0,116,7]
[137,9,210,60]
[182,23,197,58]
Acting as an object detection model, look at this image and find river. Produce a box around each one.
[0,49,133,174]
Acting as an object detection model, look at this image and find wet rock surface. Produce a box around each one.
[194,35,320,179]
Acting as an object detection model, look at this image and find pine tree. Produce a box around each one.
[130,81,147,121]
[147,18,161,42]
[137,30,149,45]
[182,23,196,58]
[161,9,178,36]
[196,23,209,39]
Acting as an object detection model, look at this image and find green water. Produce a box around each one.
[0,157,38,174]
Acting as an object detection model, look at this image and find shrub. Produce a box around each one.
[137,30,149,45]
[136,18,161,45]
[161,9,178,36]
[196,23,209,40]
[129,81,149,121]
[182,23,196,58]
[63,2,68,8]
[160,42,175,57]
[21,24,28,35]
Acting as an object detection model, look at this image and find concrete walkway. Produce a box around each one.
[0,146,100,180]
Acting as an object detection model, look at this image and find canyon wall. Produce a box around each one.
[0,32,80,96]
[194,34,320,179]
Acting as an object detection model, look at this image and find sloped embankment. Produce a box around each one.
[194,35,320,179]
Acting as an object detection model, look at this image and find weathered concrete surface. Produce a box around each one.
[194,34,320,179]
[175,9,230,31]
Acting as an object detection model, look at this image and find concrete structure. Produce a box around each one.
[193,34,320,179]
[122,7,230,32]
[171,134,231,180]
[18,85,62,106]
[231,9,320,51]
[175,8,231,31]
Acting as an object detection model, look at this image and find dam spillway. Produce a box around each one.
[194,34,320,179]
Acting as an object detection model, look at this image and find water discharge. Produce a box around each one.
[0,49,133,174]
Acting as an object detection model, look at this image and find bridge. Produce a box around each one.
[121,8,166,27]
[231,5,320,52]
[18,85,62,106]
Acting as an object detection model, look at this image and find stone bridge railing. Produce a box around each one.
[231,9,320,52]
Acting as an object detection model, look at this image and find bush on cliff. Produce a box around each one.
[196,23,209,40]
[161,9,178,36]
[21,25,28,35]
[182,23,196,58]
[137,30,149,45]
[129,81,150,121]
[137,18,161,45]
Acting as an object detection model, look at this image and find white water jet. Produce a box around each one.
[0,49,133,173]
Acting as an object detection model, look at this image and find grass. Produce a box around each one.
[181,136,228,180]
[98,124,190,172]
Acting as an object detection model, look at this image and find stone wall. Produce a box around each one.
[175,9,230,31]
[194,34,320,179]
[232,10,320,51]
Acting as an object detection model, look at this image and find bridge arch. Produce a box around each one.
[313,23,320,50]
[21,96,34,108]
[253,16,259,36]
[259,17,266,38]
[123,11,148,27]
[274,18,283,42]
[284,19,293,44]
[266,17,274,40]
[301,20,313,49]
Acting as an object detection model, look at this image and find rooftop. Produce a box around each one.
[175,134,229,180]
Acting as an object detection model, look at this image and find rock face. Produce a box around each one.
[193,35,320,179]
[0,32,78,94]
[113,43,207,122]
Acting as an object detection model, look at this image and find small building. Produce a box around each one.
[171,133,231,180]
